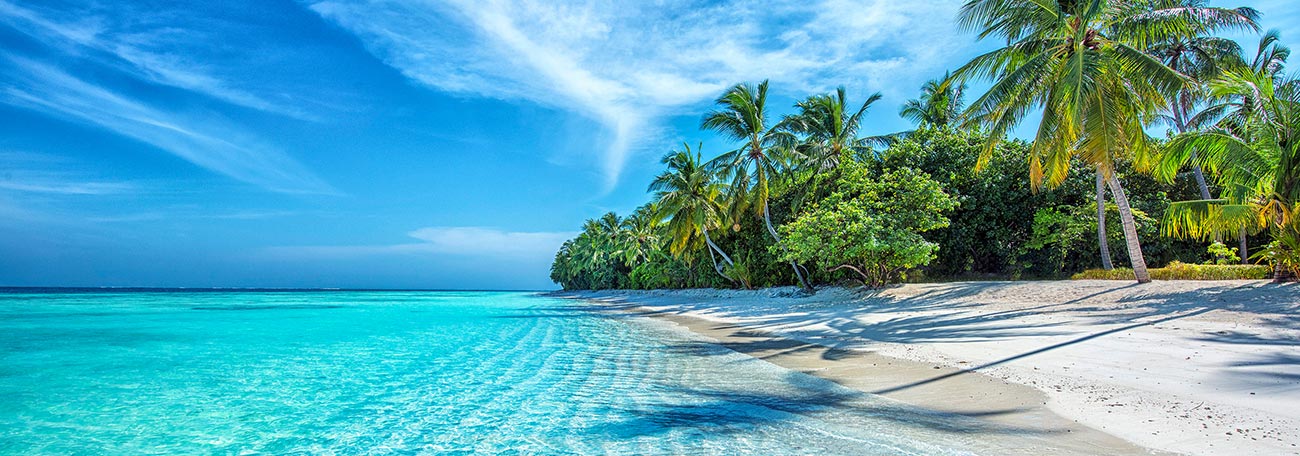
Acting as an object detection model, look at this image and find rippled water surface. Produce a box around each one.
[0,290,1065,454]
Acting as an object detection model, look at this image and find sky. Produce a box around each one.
[0,0,1295,290]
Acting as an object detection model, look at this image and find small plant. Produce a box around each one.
[725,258,755,290]
[1252,239,1300,282]
[1205,241,1239,265]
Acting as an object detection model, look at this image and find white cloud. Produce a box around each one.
[0,178,134,195]
[0,0,310,119]
[265,227,576,259]
[0,151,137,195]
[307,0,969,190]
[0,58,336,195]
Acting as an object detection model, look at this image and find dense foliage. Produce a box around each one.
[777,166,957,287]
[550,1,1297,290]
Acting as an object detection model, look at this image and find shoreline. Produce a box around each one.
[551,280,1300,455]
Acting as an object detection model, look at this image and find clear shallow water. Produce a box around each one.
[0,290,1062,455]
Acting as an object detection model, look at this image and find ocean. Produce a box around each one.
[0,289,1060,454]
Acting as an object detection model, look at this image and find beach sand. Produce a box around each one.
[554,280,1300,455]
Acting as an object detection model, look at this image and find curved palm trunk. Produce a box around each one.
[1105,175,1151,283]
[764,202,814,292]
[702,229,735,282]
[1096,171,1114,270]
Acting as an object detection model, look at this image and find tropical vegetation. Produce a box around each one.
[551,0,1296,290]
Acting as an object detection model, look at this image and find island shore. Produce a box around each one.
[553,280,1300,455]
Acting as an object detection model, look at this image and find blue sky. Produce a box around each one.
[1,0,1295,290]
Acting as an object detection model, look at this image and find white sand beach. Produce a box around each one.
[558,280,1300,455]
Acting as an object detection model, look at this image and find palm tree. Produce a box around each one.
[1152,28,1280,263]
[1149,4,1253,200]
[701,80,812,291]
[649,144,736,283]
[1249,30,1290,79]
[785,87,894,171]
[950,0,1257,283]
[900,73,967,128]
[1157,68,1299,281]
[617,203,664,266]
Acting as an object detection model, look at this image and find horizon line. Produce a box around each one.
[0,286,558,293]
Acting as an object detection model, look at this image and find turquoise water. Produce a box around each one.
[1,290,1061,455]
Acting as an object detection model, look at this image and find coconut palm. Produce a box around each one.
[1249,30,1291,79]
[616,203,664,266]
[1149,3,1254,200]
[649,144,736,283]
[1157,68,1299,281]
[785,87,894,171]
[950,0,1257,283]
[1148,3,1256,263]
[701,80,812,290]
[900,73,967,128]
[1211,31,1292,136]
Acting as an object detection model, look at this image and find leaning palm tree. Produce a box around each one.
[785,87,894,171]
[950,0,1257,283]
[1157,68,1299,281]
[649,144,736,283]
[900,73,967,128]
[702,80,812,290]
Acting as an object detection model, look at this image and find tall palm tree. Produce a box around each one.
[900,73,967,128]
[1149,4,1252,200]
[950,0,1257,283]
[1153,28,1279,263]
[649,144,736,283]
[1157,68,1299,280]
[785,87,894,171]
[701,80,812,290]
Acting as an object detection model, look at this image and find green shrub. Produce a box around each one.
[1072,261,1271,280]
[1205,242,1238,265]
[777,167,957,287]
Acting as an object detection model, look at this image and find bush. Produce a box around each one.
[1072,261,1271,280]
[777,167,957,287]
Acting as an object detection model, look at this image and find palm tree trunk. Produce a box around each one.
[1191,155,1223,245]
[1192,164,1212,200]
[706,246,734,282]
[1105,175,1151,283]
[1239,228,1249,264]
[1096,171,1114,270]
[702,229,734,266]
[764,201,813,292]
[702,229,735,283]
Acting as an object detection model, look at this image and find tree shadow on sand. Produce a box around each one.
[556,282,1300,399]
[588,371,1056,441]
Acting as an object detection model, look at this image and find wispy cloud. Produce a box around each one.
[308,0,969,189]
[0,178,135,195]
[0,151,138,195]
[85,210,307,223]
[0,58,336,194]
[0,0,308,118]
[264,227,576,259]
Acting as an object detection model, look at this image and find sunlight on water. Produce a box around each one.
[0,291,1062,454]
